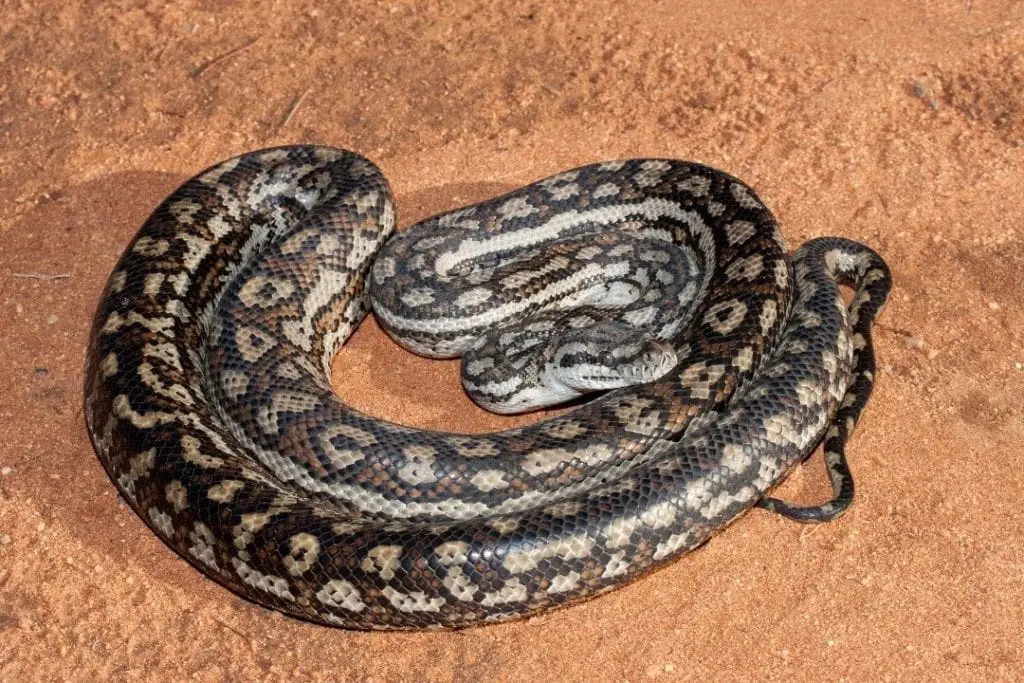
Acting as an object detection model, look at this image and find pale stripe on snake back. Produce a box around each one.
[83,146,890,629]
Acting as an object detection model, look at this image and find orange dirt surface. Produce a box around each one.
[2,1,1023,681]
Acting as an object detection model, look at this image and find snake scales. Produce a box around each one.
[83,145,890,629]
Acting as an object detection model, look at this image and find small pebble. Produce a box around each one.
[905,336,925,350]
[988,301,1000,310]
[0,467,12,476]
[0,533,12,545]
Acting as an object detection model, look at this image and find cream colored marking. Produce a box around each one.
[703,299,748,335]
[100,352,119,378]
[234,325,278,363]
[548,182,580,201]
[593,182,620,198]
[498,196,538,219]
[774,259,789,289]
[543,420,587,440]
[488,518,519,534]
[470,469,509,492]
[759,299,778,336]
[623,306,657,326]
[144,273,165,297]
[678,362,726,400]
[613,397,656,425]
[258,391,321,434]
[362,545,403,581]
[401,288,435,307]
[352,188,379,215]
[316,579,367,612]
[465,357,494,377]
[454,287,493,308]
[734,345,754,372]
[677,175,711,196]
[181,434,225,469]
[502,534,594,573]
[318,427,367,469]
[275,360,303,380]
[796,378,824,407]
[700,486,757,520]
[169,272,190,296]
[331,521,365,535]
[724,220,756,246]
[603,499,679,548]
[188,522,219,571]
[168,197,202,225]
[382,586,446,613]
[110,269,127,293]
[521,447,572,477]
[283,533,321,576]
[116,448,156,501]
[480,578,529,607]
[180,233,212,273]
[548,571,582,594]
[232,558,296,601]
[721,444,753,473]
[329,423,378,447]
[398,444,438,485]
[137,361,193,406]
[730,183,763,209]
[544,500,584,517]
[207,479,245,503]
[238,275,296,308]
[143,342,184,371]
[132,236,170,256]
[103,311,175,336]
[725,253,765,282]
[434,541,477,602]
[653,528,697,561]
[604,550,631,578]
[219,369,250,402]
[148,506,175,538]
[164,298,190,322]
[112,394,175,430]
[165,480,189,513]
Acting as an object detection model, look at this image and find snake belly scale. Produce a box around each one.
[83,145,891,629]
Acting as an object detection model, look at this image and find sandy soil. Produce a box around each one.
[2,1,1023,680]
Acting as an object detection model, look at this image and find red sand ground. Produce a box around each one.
[2,1,1023,680]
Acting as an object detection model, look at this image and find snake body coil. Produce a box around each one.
[83,146,890,629]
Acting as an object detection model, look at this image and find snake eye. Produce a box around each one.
[599,350,615,366]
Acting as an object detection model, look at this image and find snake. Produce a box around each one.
[83,145,891,629]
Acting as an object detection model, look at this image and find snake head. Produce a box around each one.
[460,320,677,414]
[547,321,678,395]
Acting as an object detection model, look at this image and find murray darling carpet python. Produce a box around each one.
[83,145,891,630]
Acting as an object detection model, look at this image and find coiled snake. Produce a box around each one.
[83,146,890,629]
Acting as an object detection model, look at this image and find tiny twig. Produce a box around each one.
[279,89,311,129]
[214,617,257,654]
[191,36,261,78]
[11,272,71,280]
